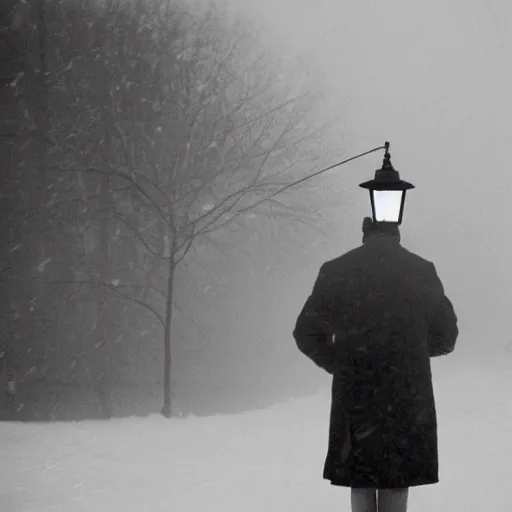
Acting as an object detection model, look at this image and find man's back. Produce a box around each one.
[293,222,458,373]
[322,235,444,356]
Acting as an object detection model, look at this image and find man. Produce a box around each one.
[293,217,458,512]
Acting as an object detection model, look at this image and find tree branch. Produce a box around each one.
[48,185,131,208]
[111,212,168,259]
[230,91,312,133]
[49,164,171,226]
[171,298,209,338]
[114,282,166,300]
[46,279,165,327]
[111,121,175,211]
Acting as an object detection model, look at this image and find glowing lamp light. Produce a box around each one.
[358,142,415,225]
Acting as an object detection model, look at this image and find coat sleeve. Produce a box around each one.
[427,263,459,357]
[293,264,338,374]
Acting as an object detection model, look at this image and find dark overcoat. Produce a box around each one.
[293,229,458,489]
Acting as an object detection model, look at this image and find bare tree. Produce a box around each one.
[90,0,336,417]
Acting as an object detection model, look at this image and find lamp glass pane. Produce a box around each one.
[373,190,403,222]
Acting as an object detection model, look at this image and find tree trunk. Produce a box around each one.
[35,0,49,299]
[95,174,114,419]
[161,243,176,418]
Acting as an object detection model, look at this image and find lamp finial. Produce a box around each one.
[383,141,392,168]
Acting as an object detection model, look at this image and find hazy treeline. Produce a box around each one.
[0,0,337,420]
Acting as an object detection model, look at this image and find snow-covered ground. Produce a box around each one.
[2,353,511,512]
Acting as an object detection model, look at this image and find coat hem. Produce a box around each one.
[324,476,439,489]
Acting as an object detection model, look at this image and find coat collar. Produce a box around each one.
[362,231,401,245]
[362,218,401,245]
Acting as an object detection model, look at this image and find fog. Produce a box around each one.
[1,0,512,400]
[233,0,512,360]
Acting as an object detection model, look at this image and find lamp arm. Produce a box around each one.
[239,143,389,213]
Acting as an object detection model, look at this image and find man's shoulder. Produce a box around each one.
[399,246,434,268]
[322,245,434,272]
[320,246,364,272]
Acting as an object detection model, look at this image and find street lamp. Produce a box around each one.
[358,142,415,225]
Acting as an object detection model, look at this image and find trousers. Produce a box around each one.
[351,488,409,512]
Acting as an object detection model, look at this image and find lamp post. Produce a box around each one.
[358,142,415,225]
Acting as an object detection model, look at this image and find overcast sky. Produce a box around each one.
[230,0,512,355]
